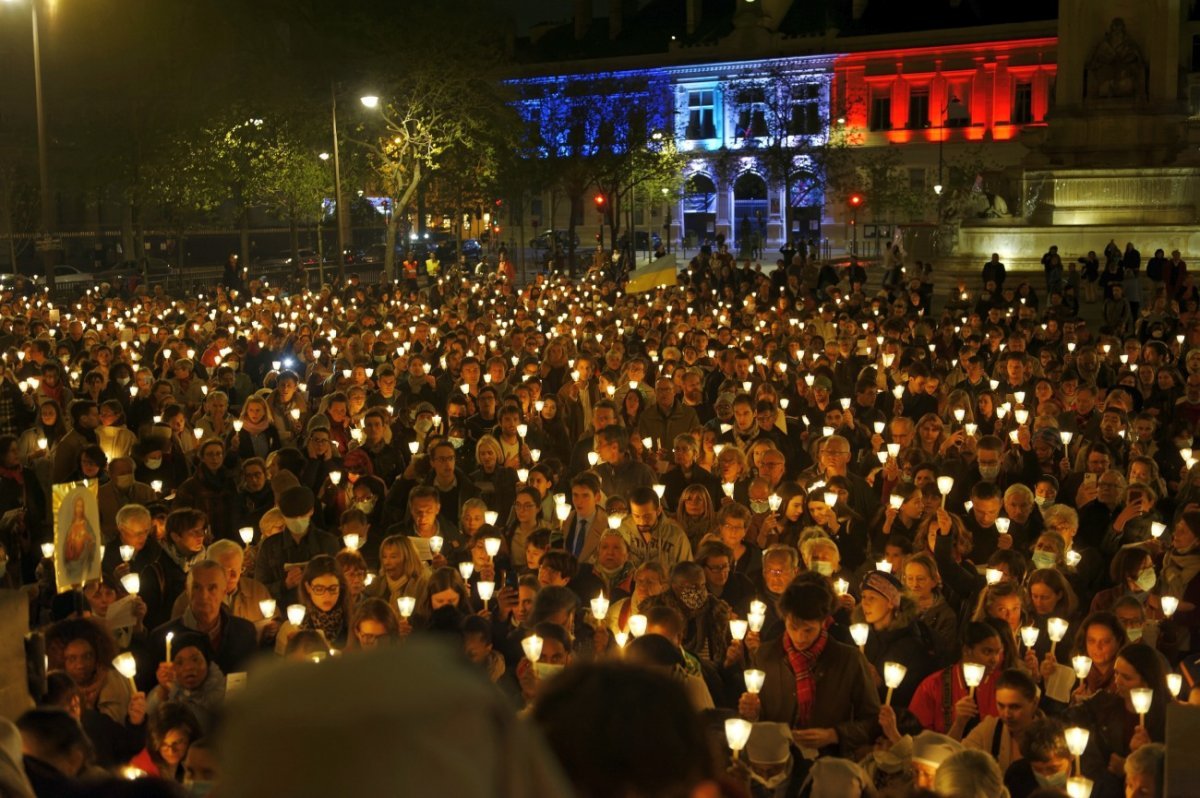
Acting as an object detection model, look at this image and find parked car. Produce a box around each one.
[529,230,579,251]
[461,239,483,261]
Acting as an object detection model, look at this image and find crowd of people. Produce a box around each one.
[0,241,1189,798]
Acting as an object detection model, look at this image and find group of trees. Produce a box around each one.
[0,0,519,280]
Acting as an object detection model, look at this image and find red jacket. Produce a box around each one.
[910,664,999,734]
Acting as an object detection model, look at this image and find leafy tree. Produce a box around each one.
[143,133,223,270]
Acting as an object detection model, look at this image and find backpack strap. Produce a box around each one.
[991,719,1004,758]
[941,668,954,732]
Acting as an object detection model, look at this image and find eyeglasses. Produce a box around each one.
[704,563,731,573]
[764,567,793,578]
[308,583,341,596]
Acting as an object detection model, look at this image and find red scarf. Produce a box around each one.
[782,625,828,726]
[0,466,23,486]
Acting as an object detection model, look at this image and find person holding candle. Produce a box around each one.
[364,534,427,609]
[266,371,307,446]
[1160,511,1200,650]
[127,702,203,782]
[642,561,731,668]
[146,631,226,732]
[470,435,518,521]
[962,669,1042,773]
[662,435,723,516]
[275,555,350,653]
[232,397,281,461]
[413,566,473,632]
[44,617,134,726]
[870,483,925,556]
[674,484,718,549]
[909,621,1007,738]
[150,559,259,683]
[923,507,986,623]
[1066,643,1169,795]
[903,552,960,667]
[999,717,1073,797]
[1090,546,1165,621]
[345,597,402,651]
[1028,568,1079,639]
[138,508,209,630]
[854,569,936,709]
[736,577,881,759]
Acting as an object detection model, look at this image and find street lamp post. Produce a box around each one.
[8,0,55,291]
[329,82,348,283]
[661,187,671,254]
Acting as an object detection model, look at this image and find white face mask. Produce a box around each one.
[532,662,564,680]
[1032,551,1057,570]
[285,516,310,536]
[1135,567,1156,592]
[145,457,163,471]
[812,561,833,576]
[355,499,376,515]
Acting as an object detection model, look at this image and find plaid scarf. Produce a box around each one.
[782,625,828,727]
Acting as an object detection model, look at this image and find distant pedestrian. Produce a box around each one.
[221,254,242,292]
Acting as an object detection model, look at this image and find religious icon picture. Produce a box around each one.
[52,481,101,591]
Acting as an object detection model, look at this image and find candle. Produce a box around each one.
[342,533,361,550]
[522,634,543,663]
[590,595,610,621]
[652,483,665,498]
[1130,687,1153,724]
[888,494,903,510]
[120,573,140,595]
[329,471,342,486]
[1020,626,1040,651]
[1066,776,1094,798]
[1047,617,1069,656]
[628,614,648,637]
[458,561,474,581]
[239,527,254,545]
[286,604,306,626]
[962,662,986,697]
[834,578,849,596]
[768,493,782,512]
[724,717,752,759]
[721,482,735,498]
[164,631,175,663]
[1150,522,1166,539]
[119,545,135,562]
[484,536,501,556]
[729,619,748,641]
[995,517,1010,535]
[1065,726,1090,776]
[883,661,907,705]
[876,559,893,574]
[429,535,443,555]
[113,652,138,693]
[1072,655,1093,685]
[743,669,766,694]
[614,630,629,648]
[258,599,276,618]
[850,623,869,650]
[477,580,495,607]
[985,568,1003,585]
[823,491,838,507]
[1161,595,1179,618]
[397,596,416,618]
[1167,673,1182,698]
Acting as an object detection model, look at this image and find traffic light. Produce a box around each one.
[847,193,864,208]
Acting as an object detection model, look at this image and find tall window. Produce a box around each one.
[907,87,930,129]
[736,88,767,138]
[1013,82,1034,124]
[686,90,716,140]
[789,83,821,136]
[870,94,892,131]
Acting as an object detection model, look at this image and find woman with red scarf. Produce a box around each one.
[737,575,881,760]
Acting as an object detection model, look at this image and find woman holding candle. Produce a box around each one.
[1089,546,1165,621]
[275,555,351,653]
[736,578,881,758]
[469,435,518,521]
[962,668,1043,772]
[1066,643,1169,793]
[854,569,936,709]
[909,620,1008,738]
[232,396,280,461]
[412,566,472,631]
[147,632,226,732]
[715,503,762,580]
[1161,511,1200,650]
[805,485,868,572]
[870,483,925,556]
[1027,568,1079,639]
[345,597,403,650]
[44,617,132,725]
[1051,612,1127,702]
[363,536,428,618]
[127,702,203,782]
[16,399,65,468]
[924,507,986,620]
[673,484,717,549]
[903,552,960,667]
[504,487,546,570]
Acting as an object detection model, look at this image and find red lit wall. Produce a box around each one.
[832,37,1057,145]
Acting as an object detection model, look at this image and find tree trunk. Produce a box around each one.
[120,202,135,267]
[289,217,300,288]
[384,211,399,282]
